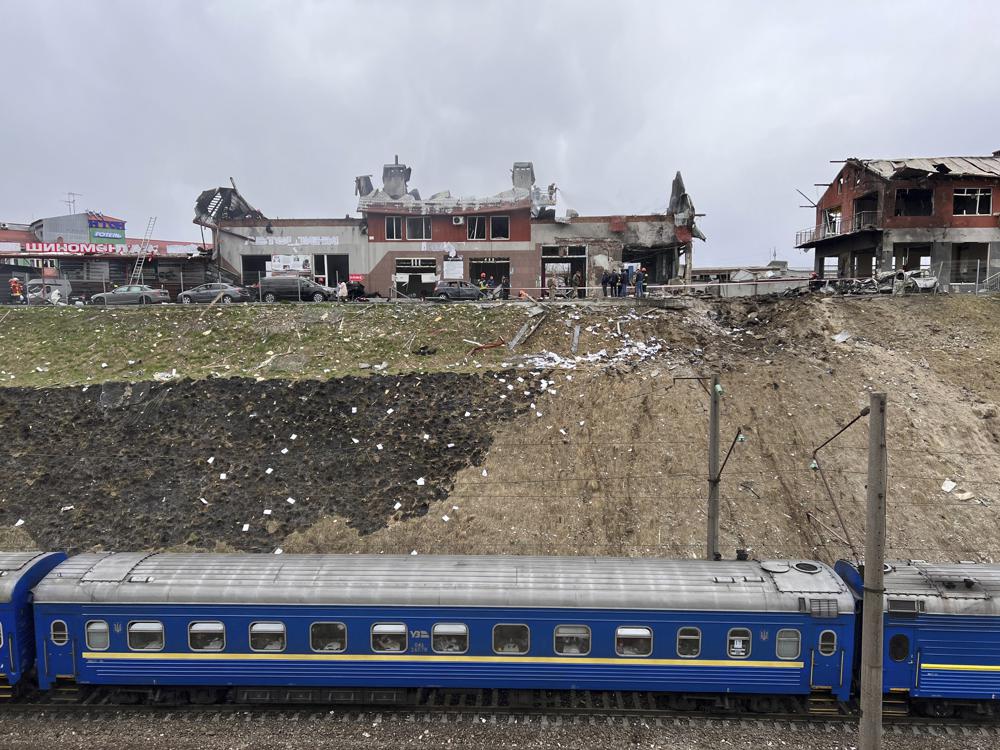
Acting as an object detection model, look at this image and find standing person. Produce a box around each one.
[499,275,510,300]
[487,275,496,289]
[635,267,646,298]
[601,270,610,297]
[546,273,558,300]
[572,270,583,299]
[337,280,348,303]
[610,269,620,298]
[618,267,628,298]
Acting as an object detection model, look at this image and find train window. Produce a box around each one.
[128,621,164,651]
[727,628,752,659]
[493,624,530,655]
[189,622,226,652]
[889,634,910,662]
[86,621,109,651]
[371,623,407,653]
[432,623,468,654]
[616,626,653,657]
[775,629,801,660]
[819,630,837,656]
[676,627,701,658]
[311,622,347,653]
[249,622,286,652]
[50,620,69,646]
[554,625,591,656]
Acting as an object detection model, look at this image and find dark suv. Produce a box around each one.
[253,276,333,303]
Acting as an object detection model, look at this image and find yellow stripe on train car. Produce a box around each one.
[921,663,1000,672]
[82,652,802,668]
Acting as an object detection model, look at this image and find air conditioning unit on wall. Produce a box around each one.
[452,216,465,226]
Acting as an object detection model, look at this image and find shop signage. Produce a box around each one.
[23,242,162,256]
[89,228,126,243]
[348,273,365,282]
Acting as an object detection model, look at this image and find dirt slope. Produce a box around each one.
[2,295,999,563]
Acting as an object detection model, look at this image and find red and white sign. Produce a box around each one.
[24,242,163,256]
[348,273,365,282]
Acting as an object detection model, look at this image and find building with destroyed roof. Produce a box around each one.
[796,152,1000,291]
[199,159,703,297]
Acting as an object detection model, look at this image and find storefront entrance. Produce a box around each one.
[468,257,510,286]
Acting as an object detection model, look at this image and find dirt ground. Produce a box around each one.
[2,294,1000,563]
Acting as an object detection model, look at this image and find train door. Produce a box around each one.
[883,626,915,692]
[810,627,844,690]
[42,618,76,683]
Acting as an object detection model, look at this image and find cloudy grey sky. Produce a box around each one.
[2,1,998,263]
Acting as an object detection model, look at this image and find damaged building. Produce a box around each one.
[200,160,703,296]
[796,152,1000,291]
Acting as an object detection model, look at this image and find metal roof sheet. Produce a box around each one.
[884,561,1000,616]
[854,156,1000,180]
[33,553,854,613]
[0,552,53,603]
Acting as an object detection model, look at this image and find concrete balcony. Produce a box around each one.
[795,210,880,247]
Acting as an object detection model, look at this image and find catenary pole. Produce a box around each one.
[706,374,721,560]
[860,392,887,750]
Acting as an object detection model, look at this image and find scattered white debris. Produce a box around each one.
[207,456,215,465]
[263,509,272,515]
[941,479,958,493]
[482,469,488,477]
[422,433,430,440]
[13,519,24,527]
[265,467,273,475]
[352,437,360,444]
[219,472,227,480]
[579,420,586,427]
[442,515,450,522]
[202,329,212,336]
[446,443,455,448]
[394,501,402,510]
[200,498,208,505]
[832,331,852,344]
[274,548,283,555]
[100,362,108,369]
[351,407,357,414]
[464,411,471,417]
[286,497,296,505]
[290,433,298,440]
[60,505,74,513]
[387,408,394,415]
[416,477,425,486]
[281,448,289,454]
[241,523,249,532]
[536,411,543,417]
[954,490,975,501]
[376,443,384,450]
[410,550,418,556]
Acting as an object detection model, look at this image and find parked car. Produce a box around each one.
[252,276,333,303]
[177,283,252,304]
[433,280,482,301]
[89,285,171,305]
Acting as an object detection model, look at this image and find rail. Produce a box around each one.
[795,210,880,246]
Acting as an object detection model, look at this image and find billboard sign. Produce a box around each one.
[266,254,311,277]
[89,228,126,243]
[22,242,163,256]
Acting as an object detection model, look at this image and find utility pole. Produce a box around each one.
[860,392,888,750]
[707,374,721,560]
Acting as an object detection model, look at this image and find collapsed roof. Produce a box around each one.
[667,171,706,242]
[847,154,1000,181]
[355,157,556,216]
[194,180,266,228]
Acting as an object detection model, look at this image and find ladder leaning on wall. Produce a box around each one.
[127,217,158,286]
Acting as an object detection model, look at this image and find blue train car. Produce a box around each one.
[837,560,1000,715]
[33,553,856,704]
[0,551,67,695]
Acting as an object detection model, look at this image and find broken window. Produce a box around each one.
[490,215,510,240]
[406,216,432,240]
[385,216,403,240]
[467,216,487,240]
[953,188,992,216]
[894,188,933,216]
[822,208,842,238]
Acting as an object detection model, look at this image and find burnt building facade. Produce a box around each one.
[796,153,1000,291]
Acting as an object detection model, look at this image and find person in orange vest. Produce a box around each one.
[8,277,24,304]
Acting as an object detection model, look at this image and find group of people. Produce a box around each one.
[600,267,648,298]
[476,272,511,299]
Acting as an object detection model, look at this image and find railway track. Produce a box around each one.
[2,690,998,738]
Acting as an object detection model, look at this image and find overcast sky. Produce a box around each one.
[2,1,998,264]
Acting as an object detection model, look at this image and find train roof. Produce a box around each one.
[0,552,62,603]
[883,561,1000,616]
[33,553,855,614]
